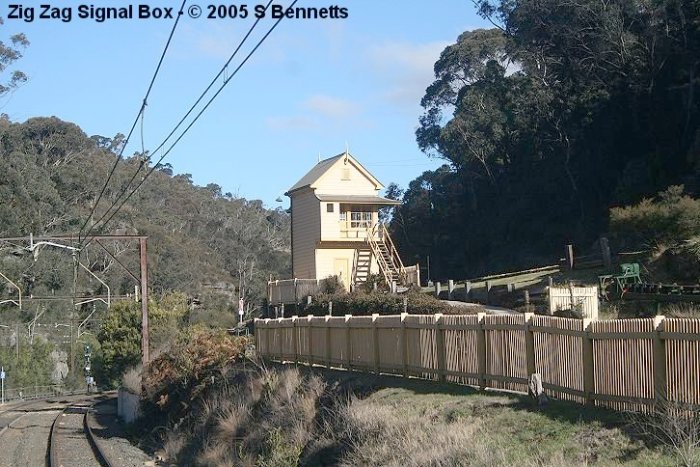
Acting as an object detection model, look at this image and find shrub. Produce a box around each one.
[95,292,191,389]
[298,291,480,316]
[146,364,326,467]
[630,401,700,466]
[142,329,248,413]
[319,275,343,294]
[610,185,700,249]
[121,366,142,395]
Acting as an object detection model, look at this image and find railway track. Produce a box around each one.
[0,395,113,467]
[49,400,111,467]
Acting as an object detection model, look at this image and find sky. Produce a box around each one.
[1,1,489,209]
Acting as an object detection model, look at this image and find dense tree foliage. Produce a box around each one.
[0,19,28,96]
[95,292,191,387]
[0,117,290,325]
[0,336,54,390]
[392,0,700,279]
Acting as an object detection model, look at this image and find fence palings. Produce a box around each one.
[255,313,700,412]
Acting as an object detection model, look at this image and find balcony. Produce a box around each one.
[338,220,381,240]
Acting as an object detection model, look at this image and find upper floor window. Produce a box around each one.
[350,211,372,228]
[327,203,334,213]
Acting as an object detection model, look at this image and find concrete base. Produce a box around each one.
[117,388,141,424]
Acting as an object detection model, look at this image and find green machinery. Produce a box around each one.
[598,263,642,299]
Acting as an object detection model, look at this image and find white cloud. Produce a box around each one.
[266,115,317,131]
[366,40,451,108]
[303,94,361,119]
[369,41,449,73]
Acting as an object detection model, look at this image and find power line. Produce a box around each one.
[81,0,275,245]
[81,0,296,247]
[78,0,187,243]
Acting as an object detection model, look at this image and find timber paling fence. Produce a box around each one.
[255,313,700,412]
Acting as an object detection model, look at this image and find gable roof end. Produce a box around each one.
[285,152,383,195]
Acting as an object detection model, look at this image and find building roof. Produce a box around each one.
[315,194,401,205]
[286,152,383,195]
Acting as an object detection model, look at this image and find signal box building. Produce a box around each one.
[268,152,419,304]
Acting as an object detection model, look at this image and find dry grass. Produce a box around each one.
[661,303,700,319]
[141,357,682,466]
[630,401,700,466]
[329,401,497,467]
[121,365,142,395]
[299,373,676,467]
[153,365,326,466]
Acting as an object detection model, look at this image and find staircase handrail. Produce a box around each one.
[367,223,394,286]
[351,247,359,290]
[380,224,407,281]
[365,223,407,286]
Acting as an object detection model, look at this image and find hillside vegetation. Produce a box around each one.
[0,116,290,324]
[132,334,681,466]
[391,0,700,280]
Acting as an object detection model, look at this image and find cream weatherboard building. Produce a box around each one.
[268,152,419,305]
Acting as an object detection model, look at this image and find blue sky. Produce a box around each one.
[2,1,488,208]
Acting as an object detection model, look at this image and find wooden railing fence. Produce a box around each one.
[256,313,700,412]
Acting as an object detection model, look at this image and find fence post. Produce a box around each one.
[524,290,530,313]
[401,312,409,377]
[477,312,487,389]
[435,313,446,383]
[325,315,332,368]
[372,314,380,375]
[524,313,535,377]
[345,314,352,370]
[568,281,577,315]
[582,318,595,406]
[291,316,298,364]
[448,280,454,300]
[653,315,667,404]
[281,303,285,318]
[265,319,271,359]
[254,318,260,353]
[565,244,574,270]
[547,277,554,316]
[434,282,441,298]
[307,315,314,365]
[294,278,298,307]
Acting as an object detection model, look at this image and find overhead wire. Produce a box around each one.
[81,0,296,247]
[78,0,187,243]
[80,0,276,245]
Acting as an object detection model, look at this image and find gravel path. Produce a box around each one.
[87,398,153,467]
[0,409,59,467]
[443,300,517,314]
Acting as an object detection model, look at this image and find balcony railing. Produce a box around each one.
[339,220,383,239]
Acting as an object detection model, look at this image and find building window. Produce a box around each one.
[327,203,334,213]
[350,211,372,228]
[341,168,351,180]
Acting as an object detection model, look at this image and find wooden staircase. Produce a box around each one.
[361,223,407,290]
[351,248,373,287]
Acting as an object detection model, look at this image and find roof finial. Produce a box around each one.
[317,152,321,163]
[344,142,349,162]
